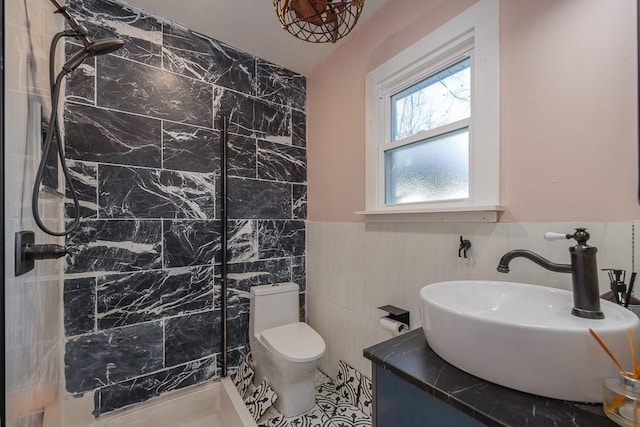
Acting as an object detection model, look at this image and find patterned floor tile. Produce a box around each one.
[259,405,283,425]
[315,383,342,417]
[245,380,278,421]
[357,375,372,417]
[286,406,331,427]
[259,413,289,427]
[251,366,372,427]
[330,402,372,426]
[233,357,254,399]
[314,369,332,387]
[335,361,361,408]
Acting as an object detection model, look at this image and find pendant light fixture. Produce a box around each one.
[273,0,365,43]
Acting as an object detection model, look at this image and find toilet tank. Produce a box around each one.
[250,282,299,336]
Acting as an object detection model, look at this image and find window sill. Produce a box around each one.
[355,205,504,223]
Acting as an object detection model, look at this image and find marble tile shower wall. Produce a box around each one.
[61,0,306,417]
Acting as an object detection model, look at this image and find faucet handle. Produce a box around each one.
[545,229,591,245]
[544,232,572,241]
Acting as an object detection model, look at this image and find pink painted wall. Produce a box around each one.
[307,0,640,222]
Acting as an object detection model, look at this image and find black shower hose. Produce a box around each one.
[31,31,81,236]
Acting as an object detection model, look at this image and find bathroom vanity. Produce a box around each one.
[363,328,616,427]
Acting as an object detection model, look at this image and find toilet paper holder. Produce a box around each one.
[378,304,410,329]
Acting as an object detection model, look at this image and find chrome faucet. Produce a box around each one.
[497,228,604,319]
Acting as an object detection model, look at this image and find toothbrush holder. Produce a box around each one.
[603,372,640,426]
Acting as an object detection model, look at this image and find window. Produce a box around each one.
[390,58,470,142]
[362,0,500,219]
[387,58,471,204]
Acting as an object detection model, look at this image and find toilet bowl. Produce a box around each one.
[249,283,326,417]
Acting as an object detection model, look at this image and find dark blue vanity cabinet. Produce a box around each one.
[364,328,615,427]
[374,364,482,426]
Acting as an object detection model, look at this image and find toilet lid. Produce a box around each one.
[260,322,326,363]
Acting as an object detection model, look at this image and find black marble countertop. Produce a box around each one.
[363,328,617,427]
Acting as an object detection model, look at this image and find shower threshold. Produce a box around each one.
[63,378,256,427]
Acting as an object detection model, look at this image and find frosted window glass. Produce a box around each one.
[385,128,469,204]
[391,58,470,142]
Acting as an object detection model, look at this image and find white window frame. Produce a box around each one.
[361,0,501,221]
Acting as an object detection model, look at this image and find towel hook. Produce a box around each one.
[459,236,471,258]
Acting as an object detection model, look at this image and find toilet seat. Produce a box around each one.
[260,322,326,363]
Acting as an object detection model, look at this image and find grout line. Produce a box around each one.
[255,138,259,180]
[291,183,294,219]
[94,56,98,106]
[95,162,101,219]
[64,216,305,223]
[94,353,219,394]
[94,276,98,332]
[66,99,213,131]
[160,21,164,71]
[162,319,166,368]
[160,119,164,170]
[212,104,218,132]
[160,218,165,269]
[72,158,305,185]
[67,307,223,340]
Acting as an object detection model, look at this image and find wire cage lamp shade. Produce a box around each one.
[273,0,365,43]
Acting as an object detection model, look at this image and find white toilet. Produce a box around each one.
[249,282,326,417]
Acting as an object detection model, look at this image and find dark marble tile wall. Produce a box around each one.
[62,0,306,417]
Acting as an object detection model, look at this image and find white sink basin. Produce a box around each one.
[420,280,640,402]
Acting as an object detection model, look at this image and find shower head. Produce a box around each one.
[86,37,126,56]
[63,37,125,73]
[49,0,125,73]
